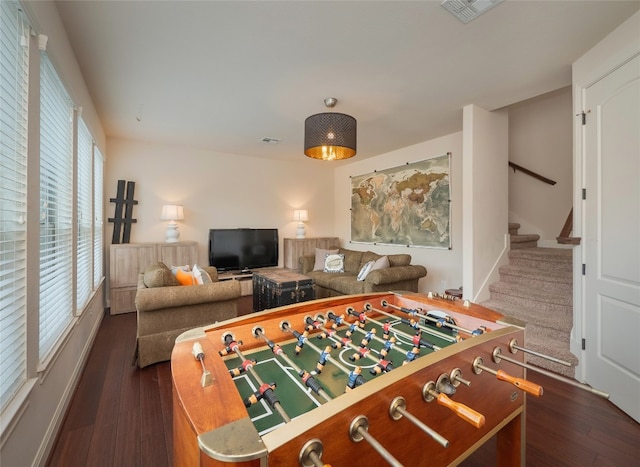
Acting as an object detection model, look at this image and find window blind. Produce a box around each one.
[0,0,29,410]
[76,118,92,311]
[39,52,74,361]
[93,147,104,288]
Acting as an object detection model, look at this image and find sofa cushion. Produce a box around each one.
[313,248,339,271]
[357,260,375,281]
[338,248,364,274]
[307,271,365,295]
[176,268,197,286]
[324,253,345,273]
[388,254,411,267]
[371,255,390,270]
[144,262,180,288]
[192,264,212,284]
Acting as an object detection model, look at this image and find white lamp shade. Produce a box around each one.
[293,209,309,222]
[161,204,184,221]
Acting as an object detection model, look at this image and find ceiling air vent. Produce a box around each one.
[441,0,504,24]
[260,137,281,144]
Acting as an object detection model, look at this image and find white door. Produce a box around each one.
[583,53,640,422]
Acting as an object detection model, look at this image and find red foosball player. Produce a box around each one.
[382,321,391,339]
[349,346,370,362]
[244,382,278,408]
[370,359,394,375]
[229,358,256,377]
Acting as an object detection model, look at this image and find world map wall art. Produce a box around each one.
[350,154,451,249]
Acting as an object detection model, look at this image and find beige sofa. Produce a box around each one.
[134,262,241,367]
[300,247,427,299]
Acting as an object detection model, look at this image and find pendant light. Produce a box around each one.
[304,97,357,161]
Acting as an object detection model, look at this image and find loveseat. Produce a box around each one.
[134,262,241,367]
[300,247,427,299]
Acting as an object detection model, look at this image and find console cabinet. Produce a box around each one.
[283,237,339,271]
[109,241,198,315]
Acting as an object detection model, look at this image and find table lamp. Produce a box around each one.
[293,209,309,239]
[161,204,184,243]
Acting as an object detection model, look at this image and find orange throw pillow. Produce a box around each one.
[176,268,196,286]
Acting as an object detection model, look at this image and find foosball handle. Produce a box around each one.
[436,393,485,428]
[496,370,543,397]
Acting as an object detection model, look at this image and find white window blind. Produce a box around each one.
[39,52,74,361]
[0,0,29,410]
[76,118,92,311]
[93,147,104,288]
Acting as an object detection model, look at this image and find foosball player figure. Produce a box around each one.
[349,346,370,362]
[244,382,277,408]
[346,367,364,391]
[327,311,346,326]
[360,328,376,346]
[370,359,394,375]
[382,321,392,339]
[380,337,396,358]
[332,336,352,350]
[318,326,336,340]
[316,346,332,373]
[471,326,487,336]
[218,338,242,356]
[293,330,309,355]
[412,331,438,351]
[401,317,420,330]
[403,347,420,365]
[229,358,256,377]
[344,323,358,338]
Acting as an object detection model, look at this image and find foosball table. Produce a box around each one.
[170,292,548,466]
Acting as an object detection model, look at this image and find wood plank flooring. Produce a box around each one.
[47,301,639,466]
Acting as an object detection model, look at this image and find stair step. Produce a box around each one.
[489,281,572,309]
[498,264,572,293]
[508,247,573,272]
[508,222,521,235]
[481,299,573,333]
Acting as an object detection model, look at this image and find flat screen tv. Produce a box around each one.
[208,228,278,272]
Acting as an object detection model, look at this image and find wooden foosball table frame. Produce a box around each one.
[171,292,530,466]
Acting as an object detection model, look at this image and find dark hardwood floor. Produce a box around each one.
[47,299,639,466]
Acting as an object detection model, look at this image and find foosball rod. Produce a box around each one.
[389,396,449,448]
[252,326,333,403]
[280,321,353,376]
[472,356,543,397]
[326,311,392,348]
[508,338,572,367]
[382,301,482,336]
[342,308,443,352]
[492,347,610,399]
[311,316,388,367]
[349,415,403,467]
[191,342,213,387]
[366,305,459,344]
[224,335,292,423]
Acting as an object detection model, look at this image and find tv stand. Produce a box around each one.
[235,269,252,275]
[218,270,253,296]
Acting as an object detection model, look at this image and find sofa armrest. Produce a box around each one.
[300,255,316,274]
[136,277,241,312]
[364,265,427,286]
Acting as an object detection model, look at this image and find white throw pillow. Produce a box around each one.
[324,253,345,273]
[371,255,390,271]
[192,264,212,285]
[314,248,339,271]
[357,260,375,281]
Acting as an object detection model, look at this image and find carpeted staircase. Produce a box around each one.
[481,223,578,378]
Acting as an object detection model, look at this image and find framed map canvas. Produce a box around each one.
[350,154,451,248]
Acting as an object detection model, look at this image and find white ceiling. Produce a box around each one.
[54,0,639,162]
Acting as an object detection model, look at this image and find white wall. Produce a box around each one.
[105,138,336,269]
[462,105,509,302]
[1,2,106,466]
[333,132,463,295]
[507,86,573,244]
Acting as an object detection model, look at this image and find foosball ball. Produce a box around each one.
[171,291,606,466]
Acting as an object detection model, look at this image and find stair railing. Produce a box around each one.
[508,162,556,185]
[557,208,581,245]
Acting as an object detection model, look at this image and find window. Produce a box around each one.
[76,118,92,311]
[0,0,29,410]
[39,52,74,362]
[93,147,104,289]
